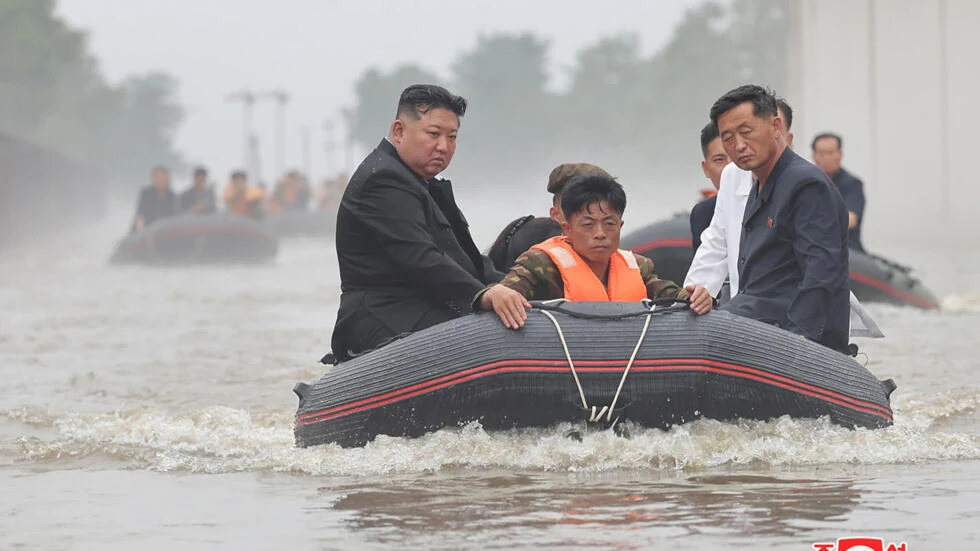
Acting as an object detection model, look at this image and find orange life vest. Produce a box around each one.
[531,236,647,301]
[224,185,264,217]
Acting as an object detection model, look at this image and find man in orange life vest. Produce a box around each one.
[475,174,714,328]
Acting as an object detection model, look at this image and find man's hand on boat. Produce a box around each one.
[479,285,532,329]
[685,284,714,315]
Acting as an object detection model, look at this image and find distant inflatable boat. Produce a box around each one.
[265,209,337,238]
[294,300,895,448]
[619,214,940,310]
[110,213,278,265]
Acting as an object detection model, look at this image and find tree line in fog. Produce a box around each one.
[0,0,786,192]
[347,0,788,187]
[0,0,184,187]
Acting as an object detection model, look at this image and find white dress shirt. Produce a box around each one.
[684,162,884,338]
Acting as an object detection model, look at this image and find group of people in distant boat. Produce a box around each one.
[325,83,878,365]
[129,165,345,234]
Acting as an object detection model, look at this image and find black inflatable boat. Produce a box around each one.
[110,213,278,265]
[265,209,337,238]
[619,214,940,310]
[619,214,695,286]
[294,300,895,448]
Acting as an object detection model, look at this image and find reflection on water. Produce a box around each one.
[323,471,862,545]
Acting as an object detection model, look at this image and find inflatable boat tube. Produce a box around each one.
[619,214,694,286]
[294,300,895,448]
[620,215,939,310]
[265,209,337,238]
[110,213,278,265]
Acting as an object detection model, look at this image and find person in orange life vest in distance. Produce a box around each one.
[475,175,714,328]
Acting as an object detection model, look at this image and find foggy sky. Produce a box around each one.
[57,0,701,185]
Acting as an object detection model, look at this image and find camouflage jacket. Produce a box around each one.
[472,248,689,308]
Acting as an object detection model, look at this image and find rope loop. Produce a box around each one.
[539,304,655,424]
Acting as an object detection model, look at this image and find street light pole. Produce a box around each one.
[257,89,289,179]
[225,90,255,173]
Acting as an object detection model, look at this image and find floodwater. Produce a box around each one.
[1,200,979,551]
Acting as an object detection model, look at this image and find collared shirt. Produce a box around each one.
[729,147,850,352]
[831,167,867,252]
[685,163,752,297]
[474,248,688,308]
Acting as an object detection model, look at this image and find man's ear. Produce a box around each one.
[560,220,571,235]
[549,205,560,223]
[701,160,711,179]
[390,119,404,143]
[786,132,795,149]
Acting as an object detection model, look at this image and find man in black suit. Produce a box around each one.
[812,132,867,252]
[689,121,729,252]
[710,85,850,353]
[329,84,512,361]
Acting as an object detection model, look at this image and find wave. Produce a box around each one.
[941,293,980,313]
[3,389,978,476]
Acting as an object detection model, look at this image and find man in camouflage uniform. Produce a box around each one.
[486,248,689,303]
[476,174,713,328]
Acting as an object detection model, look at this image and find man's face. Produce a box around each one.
[152,169,170,191]
[717,102,781,172]
[391,107,458,180]
[812,137,842,176]
[232,175,247,192]
[193,173,207,189]
[700,137,730,190]
[561,201,624,264]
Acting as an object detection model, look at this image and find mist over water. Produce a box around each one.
[1,197,979,549]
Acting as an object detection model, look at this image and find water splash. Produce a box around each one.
[941,292,980,313]
[4,387,979,476]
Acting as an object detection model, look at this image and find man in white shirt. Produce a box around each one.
[684,99,883,339]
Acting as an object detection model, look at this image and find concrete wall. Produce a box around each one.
[786,0,979,248]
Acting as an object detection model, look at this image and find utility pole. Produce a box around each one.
[257,89,289,179]
[323,118,337,179]
[225,90,256,176]
[340,107,354,175]
[300,126,312,179]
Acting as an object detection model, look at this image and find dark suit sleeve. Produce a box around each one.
[787,181,848,341]
[688,198,714,252]
[349,171,486,307]
[842,177,866,219]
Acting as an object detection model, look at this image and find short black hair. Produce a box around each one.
[709,84,778,127]
[776,98,793,131]
[396,84,467,120]
[811,132,842,151]
[193,166,208,177]
[700,122,720,158]
[230,170,247,180]
[560,174,627,221]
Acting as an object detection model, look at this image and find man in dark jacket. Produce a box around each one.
[329,84,507,361]
[689,121,729,252]
[130,166,177,233]
[812,132,867,252]
[710,85,850,353]
[179,166,216,215]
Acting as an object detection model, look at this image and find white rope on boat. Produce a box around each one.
[539,305,655,424]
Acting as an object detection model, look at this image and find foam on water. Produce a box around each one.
[4,385,978,476]
[941,292,980,313]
